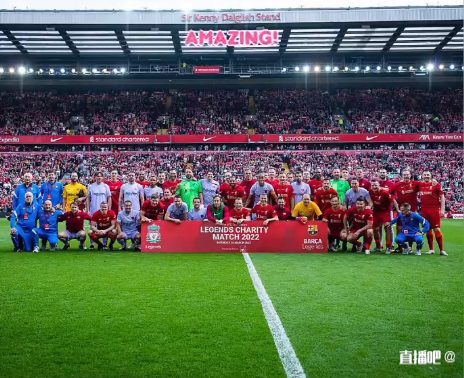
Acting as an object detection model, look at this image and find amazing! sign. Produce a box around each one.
[184,29,279,47]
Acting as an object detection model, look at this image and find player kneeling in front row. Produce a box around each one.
[58,201,91,250]
[230,198,251,225]
[88,202,117,250]
[323,196,347,252]
[343,198,374,254]
[32,200,63,252]
[116,200,141,251]
[388,203,430,256]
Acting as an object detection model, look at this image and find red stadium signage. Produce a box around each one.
[0,133,461,145]
[194,66,222,74]
[141,220,328,253]
[263,133,463,144]
[185,30,279,47]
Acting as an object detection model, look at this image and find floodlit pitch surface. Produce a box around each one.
[0,219,462,378]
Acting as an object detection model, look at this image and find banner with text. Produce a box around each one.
[0,133,461,145]
[141,220,328,253]
[185,30,279,47]
[194,66,222,74]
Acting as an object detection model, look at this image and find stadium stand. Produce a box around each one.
[0,149,462,213]
[0,89,462,136]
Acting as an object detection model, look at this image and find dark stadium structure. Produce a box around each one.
[0,6,462,89]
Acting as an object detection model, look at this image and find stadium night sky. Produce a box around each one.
[1,0,462,10]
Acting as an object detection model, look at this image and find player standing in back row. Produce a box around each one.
[418,171,447,256]
[119,173,144,212]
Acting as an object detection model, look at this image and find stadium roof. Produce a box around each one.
[0,7,462,57]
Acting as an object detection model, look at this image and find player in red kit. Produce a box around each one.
[160,188,174,209]
[274,172,295,210]
[274,196,293,220]
[265,168,279,189]
[222,176,246,210]
[230,198,251,225]
[391,169,420,251]
[355,167,371,191]
[251,194,279,226]
[58,201,92,250]
[136,171,150,189]
[378,169,395,193]
[308,167,323,195]
[162,170,182,193]
[323,196,346,251]
[369,180,393,253]
[419,171,447,256]
[240,169,257,197]
[344,198,374,254]
[315,179,339,214]
[140,194,166,221]
[105,170,123,215]
[88,202,117,250]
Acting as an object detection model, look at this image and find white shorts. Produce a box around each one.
[121,230,139,240]
[66,230,83,239]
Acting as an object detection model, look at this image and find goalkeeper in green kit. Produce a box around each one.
[177,168,203,211]
[330,168,351,251]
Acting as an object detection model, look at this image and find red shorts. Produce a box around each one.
[421,207,441,229]
[328,229,344,240]
[373,212,391,228]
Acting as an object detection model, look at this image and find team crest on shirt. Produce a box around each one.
[147,224,161,244]
[307,224,318,236]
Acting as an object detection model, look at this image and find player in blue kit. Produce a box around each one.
[388,202,430,256]
[32,200,64,252]
[40,170,64,208]
[10,192,40,252]
[13,172,42,209]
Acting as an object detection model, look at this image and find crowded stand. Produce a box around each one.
[1,149,462,214]
[0,88,462,136]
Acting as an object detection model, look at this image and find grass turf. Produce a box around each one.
[0,219,462,378]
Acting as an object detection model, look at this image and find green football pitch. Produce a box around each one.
[0,219,462,378]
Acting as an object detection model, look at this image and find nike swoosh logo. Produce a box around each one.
[203,136,216,142]
[50,137,63,142]
[366,136,379,141]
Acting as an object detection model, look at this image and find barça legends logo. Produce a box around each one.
[307,224,319,236]
[147,224,161,244]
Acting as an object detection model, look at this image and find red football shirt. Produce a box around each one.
[346,207,373,232]
[357,178,371,191]
[240,179,257,197]
[223,184,246,209]
[378,179,395,193]
[162,180,182,194]
[252,204,276,220]
[137,180,150,189]
[274,184,294,209]
[308,179,323,195]
[91,210,116,230]
[266,179,279,189]
[314,187,338,213]
[59,211,91,233]
[230,208,250,220]
[418,182,444,208]
[273,206,292,220]
[160,197,174,211]
[141,200,166,220]
[104,180,123,214]
[369,189,392,213]
[323,207,346,231]
[392,180,419,211]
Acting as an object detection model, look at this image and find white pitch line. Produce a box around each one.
[243,253,306,378]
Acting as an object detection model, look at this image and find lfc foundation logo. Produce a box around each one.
[147,224,161,244]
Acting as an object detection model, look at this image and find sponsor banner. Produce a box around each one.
[452,213,464,219]
[0,135,156,144]
[0,133,461,145]
[170,135,249,144]
[264,133,463,144]
[142,220,328,253]
[194,66,221,74]
[181,12,282,24]
[185,29,279,47]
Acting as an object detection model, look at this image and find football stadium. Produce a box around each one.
[0,2,463,377]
